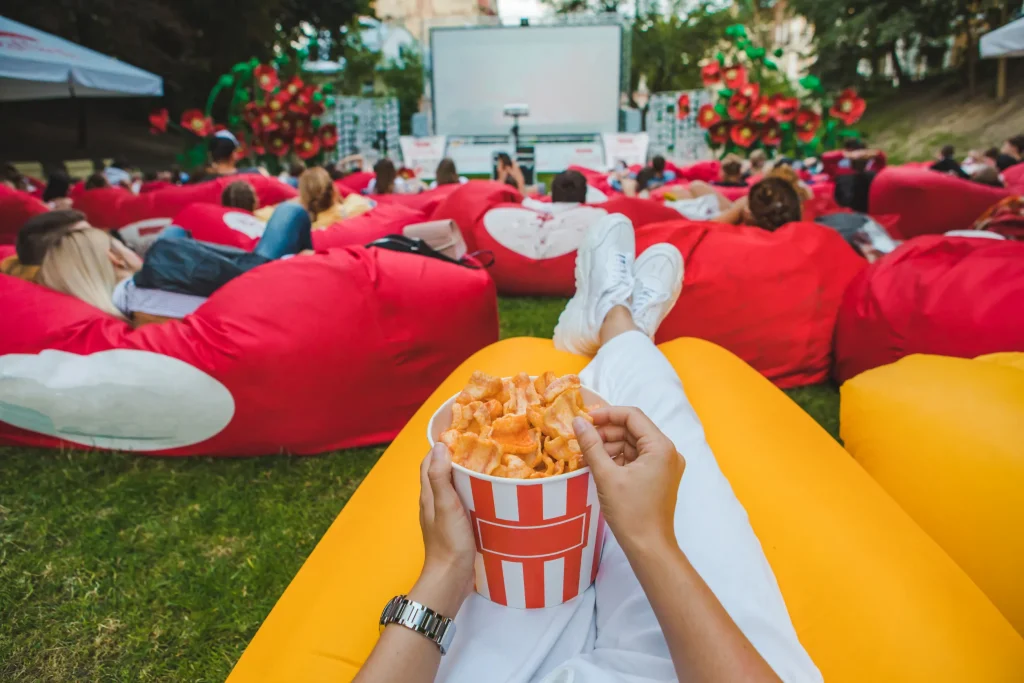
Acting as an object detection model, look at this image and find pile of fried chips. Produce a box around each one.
[440,371,594,479]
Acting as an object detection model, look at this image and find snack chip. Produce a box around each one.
[442,371,593,479]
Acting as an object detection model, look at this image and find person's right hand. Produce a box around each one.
[573,407,685,551]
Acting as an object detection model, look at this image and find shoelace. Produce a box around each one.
[633,284,668,313]
[613,253,631,283]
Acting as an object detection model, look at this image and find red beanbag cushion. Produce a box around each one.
[0,247,498,455]
[676,160,721,183]
[0,185,49,244]
[834,235,1024,384]
[313,204,427,251]
[567,165,616,196]
[429,181,522,252]
[600,197,683,227]
[172,203,265,251]
[636,220,867,388]
[74,176,297,250]
[336,171,374,195]
[368,183,461,215]
[869,167,1011,240]
[1002,163,1024,193]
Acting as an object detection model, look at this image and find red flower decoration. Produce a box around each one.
[250,140,266,157]
[730,122,759,148]
[244,102,260,121]
[266,133,290,157]
[268,91,290,114]
[254,65,279,93]
[309,99,326,116]
[750,100,775,124]
[289,100,309,117]
[727,92,753,120]
[772,95,799,123]
[761,121,782,146]
[829,88,866,126]
[319,124,339,148]
[180,109,213,137]
[723,64,747,89]
[293,117,310,137]
[148,108,169,134]
[708,122,730,145]
[795,108,822,143]
[294,136,321,160]
[278,118,295,138]
[676,93,690,119]
[284,76,305,98]
[296,86,314,108]
[233,140,249,162]
[697,104,721,129]
[255,109,279,134]
[398,167,416,180]
[739,82,760,104]
[701,63,722,87]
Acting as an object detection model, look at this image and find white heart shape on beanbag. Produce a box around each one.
[483,206,608,260]
[0,349,234,451]
[223,211,267,239]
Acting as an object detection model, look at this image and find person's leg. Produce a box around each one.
[561,323,821,682]
[252,202,313,259]
[687,179,734,210]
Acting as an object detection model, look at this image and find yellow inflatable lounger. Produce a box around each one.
[841,352,1024,637]
[229,338,1024,682]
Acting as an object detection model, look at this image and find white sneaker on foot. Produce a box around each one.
[553,213,636,356]
[631,244,684,339]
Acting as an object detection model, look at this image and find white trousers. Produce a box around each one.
[437,331,822,683]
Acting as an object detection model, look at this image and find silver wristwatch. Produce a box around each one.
[379,595,456,655]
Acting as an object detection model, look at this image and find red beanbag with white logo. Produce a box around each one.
[171,203,266,251]
[834,235,1024,384]
[0,184,49,244]
[313,204,427,251]
[476,203,610,296]
[0,245,498,455]
[74,176,297,250]
[635,220,867,388]
[429,181,523,252]
[869,167,1011,240]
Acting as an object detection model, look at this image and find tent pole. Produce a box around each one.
[996,57,1007,102]
[77,97,88,149]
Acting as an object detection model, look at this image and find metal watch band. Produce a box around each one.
[379,595,456,655]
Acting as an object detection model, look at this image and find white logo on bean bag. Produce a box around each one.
[119,217,173,253]
[223,211,267,239]
[586,185,609,204]
[483,206,608,260]
[0,349,234,451]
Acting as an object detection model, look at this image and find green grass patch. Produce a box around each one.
[0,296,839,681]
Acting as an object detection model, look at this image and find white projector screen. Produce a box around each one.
[430,25,622,136]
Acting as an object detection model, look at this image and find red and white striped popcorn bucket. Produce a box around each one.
[428,384,607,609]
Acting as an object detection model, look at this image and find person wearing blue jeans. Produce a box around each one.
[158,202,312,259]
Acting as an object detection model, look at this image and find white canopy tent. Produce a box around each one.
[980,16,1024,58]
[980,16,1024,101]
[0,15,162,101]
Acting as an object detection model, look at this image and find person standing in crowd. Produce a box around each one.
[929,145,969,179]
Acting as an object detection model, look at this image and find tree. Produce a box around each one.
[378,45,427,134]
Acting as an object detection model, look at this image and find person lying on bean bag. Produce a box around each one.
[26,204,312,325]
[661,176,804,230]
[298,167,374,229]
[357,214,821,683]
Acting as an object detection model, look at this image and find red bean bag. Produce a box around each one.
[1002,163,1024,193]
[336,171,374,195]
[0,184,49,244]
[675,160,721,183]
[868,167,1011,240]
[834,235,1024,384]
[172,203,265,251]
[313,204,427,251]
[567,165,616,196]
[74,176,297,250]
[139,180,173,194]
[635,220,867,388]
[0,244,498,455]
[429,181,522,252]
[368,183,461,215]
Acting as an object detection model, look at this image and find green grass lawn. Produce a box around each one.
[0,297,839,682]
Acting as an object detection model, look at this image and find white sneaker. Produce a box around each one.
[631,244,684,339]
[553,213,636,356]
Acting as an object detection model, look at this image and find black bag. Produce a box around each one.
[366,234,493,269]
[134,238,271,297]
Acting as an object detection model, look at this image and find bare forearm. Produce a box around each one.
[353,572,462,683]
[622,534,782,683]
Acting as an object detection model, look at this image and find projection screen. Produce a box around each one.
[430,24,623,136]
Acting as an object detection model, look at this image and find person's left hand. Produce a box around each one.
[411,443,476,616]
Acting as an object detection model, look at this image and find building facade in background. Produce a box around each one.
[374,0,498,43]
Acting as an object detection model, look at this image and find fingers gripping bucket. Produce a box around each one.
[428,387,607,609]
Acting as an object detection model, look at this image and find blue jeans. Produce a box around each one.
[160,203,312,259]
